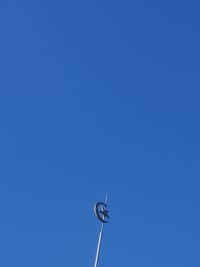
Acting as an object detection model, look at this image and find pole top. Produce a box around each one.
[94,196,110,223]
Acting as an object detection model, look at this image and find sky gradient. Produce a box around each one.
[0,1,200,267]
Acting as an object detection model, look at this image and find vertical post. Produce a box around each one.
[93,195,109,267]
[94,223,104,267]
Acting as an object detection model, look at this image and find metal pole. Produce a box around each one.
[94,222,104,267]
[93,195,108,267]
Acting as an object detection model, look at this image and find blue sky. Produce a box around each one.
[0,1,200,266]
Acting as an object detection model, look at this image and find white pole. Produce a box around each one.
[94,222,104,267]
[93,195,108,267]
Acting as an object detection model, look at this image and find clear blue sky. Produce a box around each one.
[0,1,200,266]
